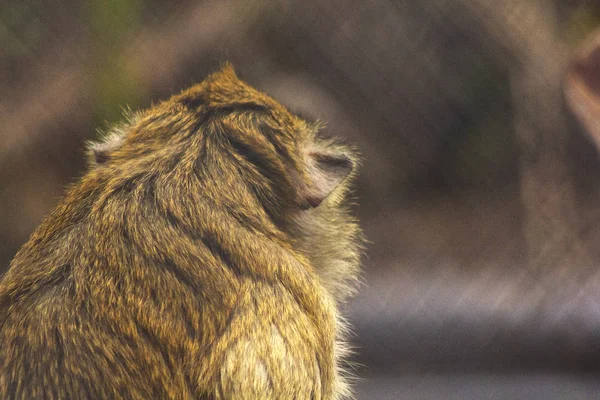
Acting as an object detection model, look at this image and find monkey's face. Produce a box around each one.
[88,65,356,226]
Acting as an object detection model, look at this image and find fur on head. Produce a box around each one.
[86,64,362,302]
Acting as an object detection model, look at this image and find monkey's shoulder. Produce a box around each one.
[202,281,337,399]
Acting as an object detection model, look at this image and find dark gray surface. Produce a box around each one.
[354,373,600,400]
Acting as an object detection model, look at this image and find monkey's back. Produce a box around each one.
[0,179,338,399]
[0,230,333,399]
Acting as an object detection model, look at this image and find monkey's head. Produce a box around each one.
[87,64,361,301]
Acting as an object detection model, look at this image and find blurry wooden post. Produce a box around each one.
[507,2,591,270]
[457,0,592,270]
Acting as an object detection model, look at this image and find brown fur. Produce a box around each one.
[0,65,362,399]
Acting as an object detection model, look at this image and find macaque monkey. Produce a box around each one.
[565,27,600,155]
[0,65,362,399]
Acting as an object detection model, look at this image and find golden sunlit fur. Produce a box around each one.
[0,65,362,399]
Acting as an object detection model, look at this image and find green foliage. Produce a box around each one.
[436,48,517,190]
[86,0,145,126]
[0,1,43,59]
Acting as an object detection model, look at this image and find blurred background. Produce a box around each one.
[3,0,600,398]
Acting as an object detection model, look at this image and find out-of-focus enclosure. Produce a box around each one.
[3,1,600,398]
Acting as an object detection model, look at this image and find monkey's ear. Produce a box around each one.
[87,133,124,166]
[565,28,600,153]
[300,150,354,208]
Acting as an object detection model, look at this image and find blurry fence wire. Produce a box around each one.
[3,0,600,398]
